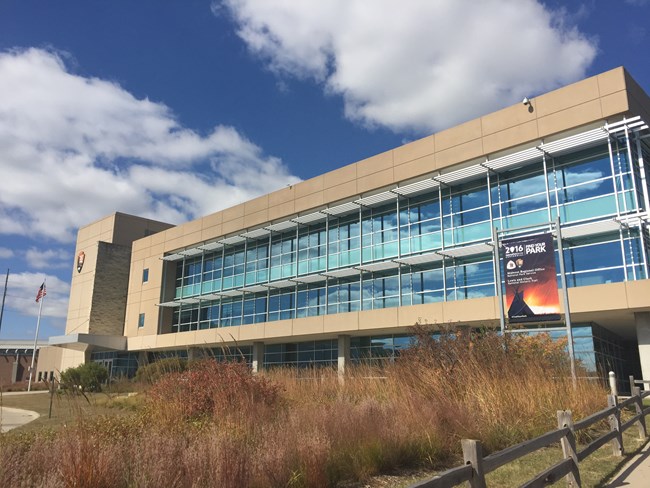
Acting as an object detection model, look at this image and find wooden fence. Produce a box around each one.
[410,375,650,488]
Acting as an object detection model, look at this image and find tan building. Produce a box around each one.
[41,67,650,386]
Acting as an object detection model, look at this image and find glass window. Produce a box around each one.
[268,289,296,321]
[138,313,145,328]
[270,232,297,280]
[362,204,399,261]
[296,284,326,317]
[298,224,326,275]
[142,268,149,283]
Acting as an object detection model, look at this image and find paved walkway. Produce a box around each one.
[606,439,650,487]
[0,406,40,433]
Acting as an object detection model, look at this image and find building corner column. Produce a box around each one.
[635,312,650,383]
[252,342,264,374]
[187,347,203,362]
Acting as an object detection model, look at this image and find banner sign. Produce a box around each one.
[502,233,561,323]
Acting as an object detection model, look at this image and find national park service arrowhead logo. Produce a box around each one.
[76,251,85,273]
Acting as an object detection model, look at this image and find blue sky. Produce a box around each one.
[0,0,649,341]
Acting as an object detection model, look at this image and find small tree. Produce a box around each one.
[60,362,109,392]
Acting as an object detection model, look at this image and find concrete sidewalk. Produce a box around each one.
[0,406,40,433]
[1,390,49,396]
[606,440,650,487]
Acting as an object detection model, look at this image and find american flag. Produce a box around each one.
[36,282,46,303]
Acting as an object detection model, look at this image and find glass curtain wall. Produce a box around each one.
[169,137,649,333]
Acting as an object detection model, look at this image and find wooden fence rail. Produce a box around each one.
[410,375,650,488]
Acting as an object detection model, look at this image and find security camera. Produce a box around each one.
[522,97,530,106]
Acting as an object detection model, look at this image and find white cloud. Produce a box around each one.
[24,247,71,270]
[0,48,301,243]
[0,247,14,258]
[5,272,71,319]
[218,0,597,133]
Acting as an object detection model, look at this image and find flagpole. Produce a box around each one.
[0,268,8,337]
[28,281,45,392]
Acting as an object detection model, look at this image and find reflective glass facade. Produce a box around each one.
[509,323,630,381]
[166,138,650,334]
[90,351,140,378]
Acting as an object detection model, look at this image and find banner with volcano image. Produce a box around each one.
[502,233,561,323]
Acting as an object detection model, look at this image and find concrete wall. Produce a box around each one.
[35,346,63,380]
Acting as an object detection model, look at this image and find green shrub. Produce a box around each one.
[60,362,108,392]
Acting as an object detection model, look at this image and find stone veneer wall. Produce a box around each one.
[89,241,133,336]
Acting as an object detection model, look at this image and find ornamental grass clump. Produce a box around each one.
[393,324,607,452]
[145,359,282,427]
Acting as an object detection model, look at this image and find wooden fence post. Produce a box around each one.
[607,394,623,456]
[632,386,647,440]
[609,371,618,397]
[557,410,581,487]
[462,439,487,488]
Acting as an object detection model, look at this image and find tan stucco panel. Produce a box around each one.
[393,154,436,181]
[324,180,358,203]
[357,150,394,178]
[201,224,223,241]
[221,217,245,236]
[323,163,357,189]
[238,323,263,341]
[264,320,293,339]
[244,209,269,228]
[222,203,245,223]
[292,315,325,337]
[600,91,630,119]
[397,302,444,327]
[294,175,324,199]
[357,168,394,194]
[443,296,497,323]
[569,282,627,313]
[202,211,223,229]
[625,280,650,310]
[269,186,295,208]
[435,118,482,152]
[481,103,536,136]
[245,195,269,215]
[294,192,325,213]
[436,139,484,170]
[535,77,600,118]
[482,120,539,156]
[268,201,296,222]
[193,328,221,347]
[323,311,359,333]
[36,346,64,378]
[393,135,435,166]
[358,308,398,330]
[537,99,603,138]
[172,331,198,347]
[597,67,626,96]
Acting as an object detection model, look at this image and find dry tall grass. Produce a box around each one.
[0,327,607,487]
